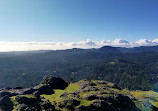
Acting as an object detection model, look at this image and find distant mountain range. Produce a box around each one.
[1,45,158,56]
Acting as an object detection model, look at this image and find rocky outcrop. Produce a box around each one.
[73,80,140,111]
[17,104,30,111]
[48,79,140,111]
[33,84,55,95]
[78,100,116,111]
[13,87,23,89]
[0,75,68,111]
[15,96,38,104]
[84,94,99,100]
[89,100,116,111]
[40,100,55,111]
[0,91,18,98]
[10,84,55,96]
[40,75,68,89]
[0,77,150,111]
[0,96,13,111]
[20,88,36,95]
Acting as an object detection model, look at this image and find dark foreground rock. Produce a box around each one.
[89,100,116,111]
[0,91,18,98]
[0,96,13,111]
[84,94,99,100]
[20,88,36,95]
[40,75,68,89]
[18,104,30,111]
[0,75,69,111]
[33,84,55,95]
[15,96,38,104]
[40,100,56,111]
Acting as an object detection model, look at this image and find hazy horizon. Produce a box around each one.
[0,0,158,51]
[0,38,158,52]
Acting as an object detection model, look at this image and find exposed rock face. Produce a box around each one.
[97,93,137,111]
[73,80,140,111]
[17,104,30,111]
[40,100,55,111]
[89,100,116,111]
[84,94,99,100]
[40,75,68,89]
[15,96,38,104]
[13,87,23,89]
[0,91,18,98]
[0,95,13,111]
[78,105,91,111]
[15,96,42,111]
[15,98,56,111]
[80,86,99,93]
[11,84,55,96]
[112,94,136,111]
[51,80,140,111]
[0,77,147,111]
[20,88,36,95]
[33,84,55,95]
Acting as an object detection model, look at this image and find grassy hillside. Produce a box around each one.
[4,79,158,111]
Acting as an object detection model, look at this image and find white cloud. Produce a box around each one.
[135,39,153,46]
[112,38,129,44]
[152,38,158,44]
[111,38,131,47]
[0,38,158,52]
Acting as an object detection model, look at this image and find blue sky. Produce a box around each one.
[0,0,158,42]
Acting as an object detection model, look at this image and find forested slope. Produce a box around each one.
[0,46,158,91]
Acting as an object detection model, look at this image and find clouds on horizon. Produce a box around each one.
[0,38,158,52]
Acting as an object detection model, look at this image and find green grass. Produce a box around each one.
[79,91,97,97]
[10,96,19,111]
[41,82,100,110]
[22,94,37,98]
[131,90,158,99]
[41,83,80,105]
[65,83,80,93]
[41,90,65,104]
[79,99,95,106]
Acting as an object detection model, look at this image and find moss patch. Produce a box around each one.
[10,96,20,111]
